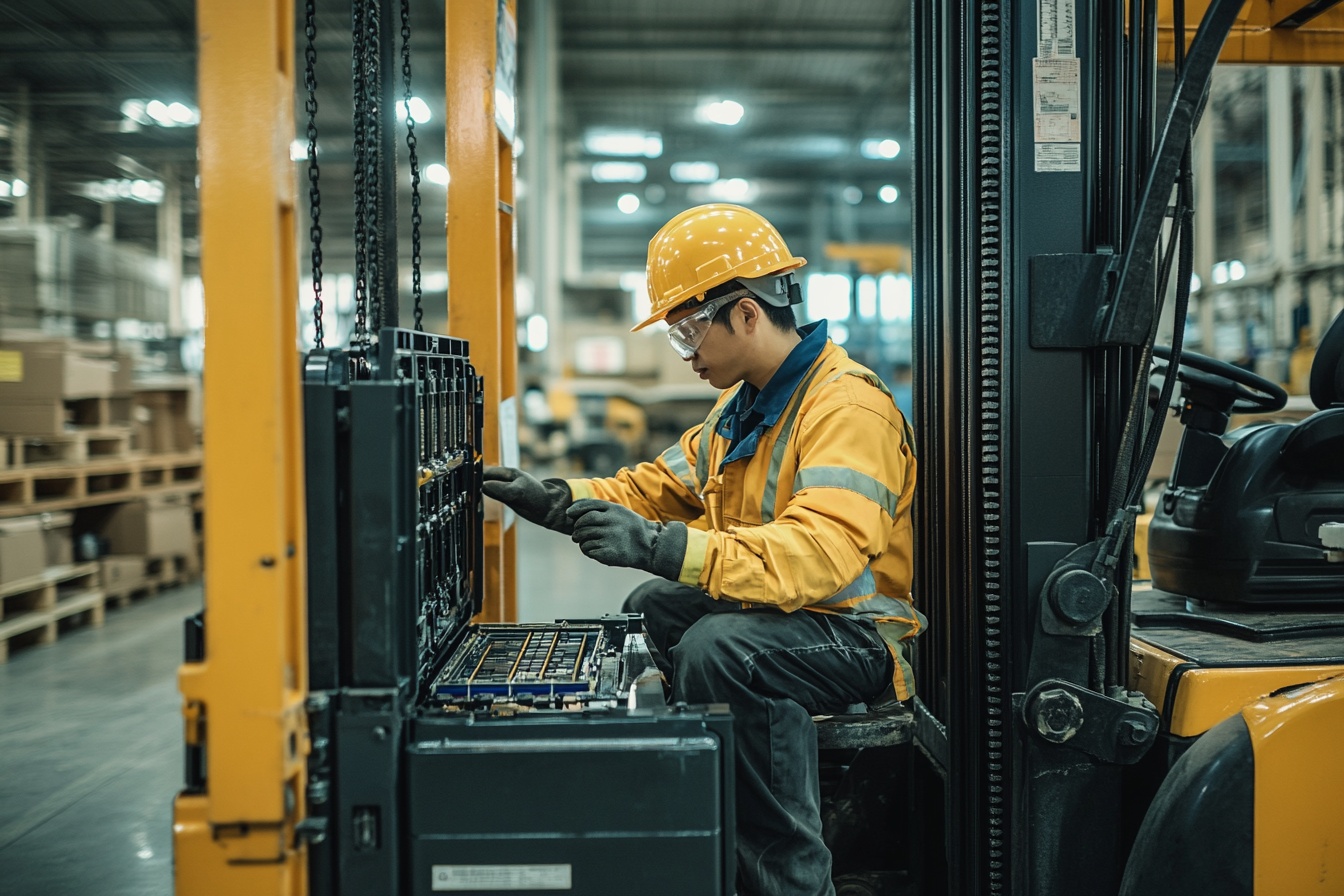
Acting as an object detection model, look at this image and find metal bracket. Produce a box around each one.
[1029,253,1115,348]
[1021,679,1158,765]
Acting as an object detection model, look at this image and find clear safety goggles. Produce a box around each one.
[666,290,751,359]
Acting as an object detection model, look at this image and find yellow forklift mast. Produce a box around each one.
[174,0,1344,894]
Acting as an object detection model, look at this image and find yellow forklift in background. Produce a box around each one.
[174,0,1344,894]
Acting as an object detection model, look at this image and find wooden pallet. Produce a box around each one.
[0,562,103,663]
[0,449,202,518]
[1,427,134,469]
[103,554,200,609]
[0,395,134,437]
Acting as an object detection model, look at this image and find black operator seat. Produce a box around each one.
[1147,311,1344,605]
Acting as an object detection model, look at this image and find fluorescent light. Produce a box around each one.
[423,271,449,292]
[861,138,901,160]
[122,98,197,127]
[396,96,433,124]
[525,314,549,352]
[77,178,164,204]
[805,273,852,322]
[617,193,641,214]
[830,322,850,345]
[584,128,663,158]
[0,182,10,199]
[290,139,309,161]
[879,273,912,321]
[1228,260,1246,281]
[670,161,719,183]
[513,137,525,157]
[696,99,744,126]
[879,184,899,204]
[842,186,862,205]
[856,276,878,319]
[705,178,752,202]
[1212,262,1229,284]
[425,164,450,185]
[10,179,27,198]
[1190,273,1202,293]
[591,161,647,183]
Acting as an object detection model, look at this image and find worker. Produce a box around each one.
[483,203,923,896]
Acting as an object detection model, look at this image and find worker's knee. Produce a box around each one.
[672,612,751,682]
[621,578,668,614]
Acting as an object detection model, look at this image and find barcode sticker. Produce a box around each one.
[432,864,573,891]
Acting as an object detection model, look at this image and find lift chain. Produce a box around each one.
[401,0,424,332]
[304,0,324,350]
[363,0,383,333]
[351,0,370,348]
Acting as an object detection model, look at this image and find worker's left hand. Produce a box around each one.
[566,499,687,581]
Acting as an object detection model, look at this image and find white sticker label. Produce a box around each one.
[1038,0,1076,57]
[1035,143,1082,172]
[1033,57,1081,143]
[432,864,573,891]
[498,395,519,529]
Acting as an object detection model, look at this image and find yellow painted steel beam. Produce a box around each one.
[1158,0,1344,64]
[447,0,519,623]
[175,0,308,891]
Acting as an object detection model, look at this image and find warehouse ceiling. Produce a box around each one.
[0,0,910,290]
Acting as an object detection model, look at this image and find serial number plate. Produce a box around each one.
[432,864,572,891]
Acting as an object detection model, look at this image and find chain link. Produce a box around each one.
[364,0,383,333]
[350,0,369,348]
[401,0,423,331]
[304,0,324,350]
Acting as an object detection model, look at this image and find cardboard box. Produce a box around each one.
[0,516,46,586]
[39,511,73,568]
[0,346,116,402]
[99,555,146,593]
[101,494,195,556]
[132,389,197,453]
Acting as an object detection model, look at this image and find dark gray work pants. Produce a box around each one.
[622,579,893,896]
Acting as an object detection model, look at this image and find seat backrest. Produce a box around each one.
[1280,408,1344,479]
[1310,310,1344,410]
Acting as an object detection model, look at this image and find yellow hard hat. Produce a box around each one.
[633,203,806,332]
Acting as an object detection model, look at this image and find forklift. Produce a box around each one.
[174,0,1344,894]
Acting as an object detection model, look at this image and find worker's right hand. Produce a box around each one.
[481,466,575,534]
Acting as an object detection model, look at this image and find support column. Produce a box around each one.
[1267,67,1296,377]
[447,0,518,623]
[1194,120,1216,353]
[520,0,563,379]
[12,84,31,223]
[1303,69,1330,346]
[158,164,184,334]
[174,1,308,892]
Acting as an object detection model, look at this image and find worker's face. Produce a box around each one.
[676,301,755,390]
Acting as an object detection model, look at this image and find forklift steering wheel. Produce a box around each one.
[1151,345,1288,413]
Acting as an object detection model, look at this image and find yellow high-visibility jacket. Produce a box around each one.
[569,338,924,700]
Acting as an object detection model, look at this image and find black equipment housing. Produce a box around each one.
[301,328,735,896]
[1149,312,1344,604]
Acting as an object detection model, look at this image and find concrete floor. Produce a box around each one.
[0,522,648,895]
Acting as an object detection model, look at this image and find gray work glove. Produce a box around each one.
[482,466,575,534]
[566,498,687,581]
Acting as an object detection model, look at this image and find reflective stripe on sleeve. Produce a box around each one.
[678,526,711,588]
[661,442,697,492]
[567,479,596,501]
[793,466,901,518]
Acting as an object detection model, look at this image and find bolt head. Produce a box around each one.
[1119,716,1154,746]
[1031,688,1084,743]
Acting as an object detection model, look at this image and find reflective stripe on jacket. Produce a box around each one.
[569,339,924,700]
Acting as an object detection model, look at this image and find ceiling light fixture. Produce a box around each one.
[77,178,165,204]
[842,186,863,205]
[425,164,450,186]
[879,184,899,204]
[705,178,753,202]
[121,98,199,128]
[669,161,719,183]
[617,193,641,214]
[696,99,744,126]
[591,161,647,183]
[584,129,663,158]
[396,96,433,124]
[860,138,901,160]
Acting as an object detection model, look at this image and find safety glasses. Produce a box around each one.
[666,290,750,359]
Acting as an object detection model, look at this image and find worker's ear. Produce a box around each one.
[737,297,762,335]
